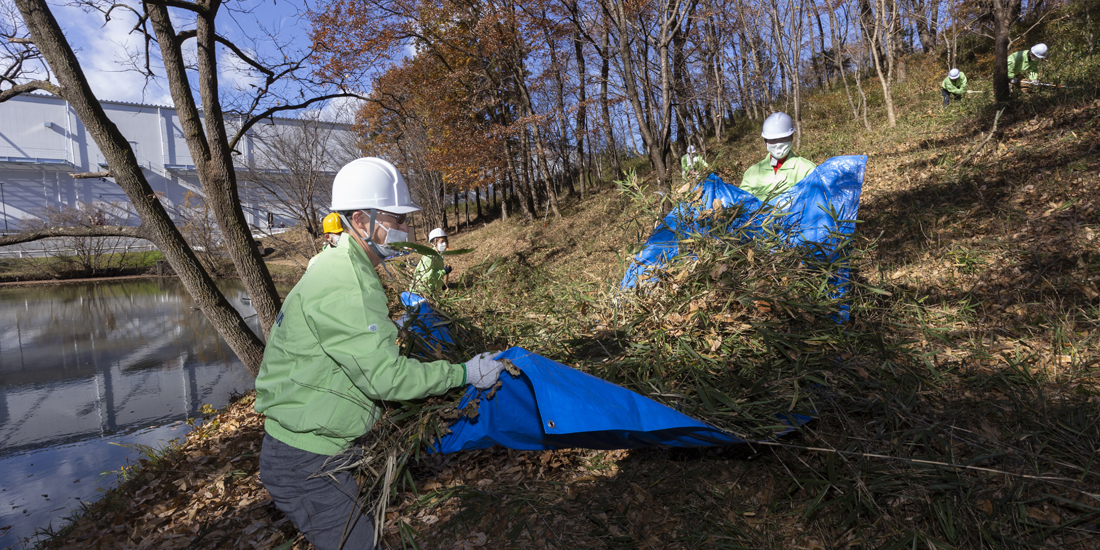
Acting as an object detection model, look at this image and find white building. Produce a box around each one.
[0,93,355,234]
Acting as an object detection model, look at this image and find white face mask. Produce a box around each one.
[767,141,792,160]
[356,210,408,259]
[376,224,408,258]
[436,242,448,253]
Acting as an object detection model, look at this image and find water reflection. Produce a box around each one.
[0,279,268,546]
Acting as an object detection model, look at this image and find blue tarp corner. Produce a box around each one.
[434,347,811,454]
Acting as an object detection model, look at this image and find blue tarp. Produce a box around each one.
[434,347,811,454]
[620,155,867,292]
[397,292,454,346]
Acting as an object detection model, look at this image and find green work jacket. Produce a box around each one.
[740,154,817,200]
[255,235,466,456]
[1007,50,1039,81]
[681,153,709,177]
[411,253,446,295]
[305,241,335,270]
[942,72,968,94]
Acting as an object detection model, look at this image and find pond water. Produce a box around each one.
[0,279,268,548]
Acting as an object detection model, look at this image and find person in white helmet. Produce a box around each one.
[1009,43,1047,92]
[740,112,817,201]
[941,68,968,107]
[410,227,452,294]
[254,157,506,550]
[680,144,710,179]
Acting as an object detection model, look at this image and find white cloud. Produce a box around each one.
[310,96,364,123]
[53,1,173,105]
[218,48,264,93]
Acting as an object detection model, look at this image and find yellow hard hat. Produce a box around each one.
[322,212,343,234]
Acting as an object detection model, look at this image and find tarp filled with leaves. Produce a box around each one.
[397,291,454,348]
[434,347,810,453]
[620,156,867,315]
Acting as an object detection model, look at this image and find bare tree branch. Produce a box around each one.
[0,79,59,101]
[176,29,275,79]
[227,92,366,151]
[71,171,113,178]
[0,225,148,246]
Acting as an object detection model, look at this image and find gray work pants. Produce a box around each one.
[259,433,381,550]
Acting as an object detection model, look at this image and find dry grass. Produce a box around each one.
[33,18,1100,550]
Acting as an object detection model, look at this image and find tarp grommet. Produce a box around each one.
[547,420,555,429]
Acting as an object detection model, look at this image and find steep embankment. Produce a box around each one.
[36,55,1100,550]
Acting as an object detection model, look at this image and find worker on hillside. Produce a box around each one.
[255,157,506,550]
[740,112,816,201]
[1008,43,1047,92]
[411,227,452,295]
[680,145,709,179]
[306,212,344,269]
[941,68,968,107]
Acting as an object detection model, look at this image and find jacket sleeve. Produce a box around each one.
[309,276,464,402]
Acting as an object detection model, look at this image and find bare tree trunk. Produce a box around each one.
[12,0,265,373]
[992,0,1012,103]
[513,67,560,218]
[826,0,862,123]
[812,5,830,90]
[573,26,588,199]
[503,139,532,219]
[543,16,575,197]
[598,22,620,174]
[865,0,897,127]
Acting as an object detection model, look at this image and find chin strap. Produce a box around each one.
[339,210,389,262]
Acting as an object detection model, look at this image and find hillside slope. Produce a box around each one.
[37,45,1100,550]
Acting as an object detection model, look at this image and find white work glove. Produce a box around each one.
[465,351,505,389]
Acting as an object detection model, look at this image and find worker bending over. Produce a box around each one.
[255,157,506,550]
[942,68,968,107]
[1009,43,1048,92]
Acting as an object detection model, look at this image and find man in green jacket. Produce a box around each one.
[740,112,816,201]
[941,68,967,107]
[1008,43,1047,92]
[255,157,505,549]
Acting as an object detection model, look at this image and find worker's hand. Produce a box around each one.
[1011,77,1020,85]
[444,265,453,275]
[465,352,506,389]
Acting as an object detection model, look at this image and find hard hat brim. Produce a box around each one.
[331,202,422,214]
[761,129,795,139]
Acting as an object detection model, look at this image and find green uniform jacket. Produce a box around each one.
[1007,50,1038,81]
[411,253,445,295]
[305,242,334,270]
[255,235,465,456]
[942,72,968,94]
[681,153,710,177]
[740,154,817,200]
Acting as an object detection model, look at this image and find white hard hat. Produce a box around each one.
[428,228,447,241]
[687,145,696,154]
[761,112,795,140]
[1030,43,1048,59]
[948,68,960,79]
[331,157,421,214]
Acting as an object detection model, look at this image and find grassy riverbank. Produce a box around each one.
[30,45,1100,550]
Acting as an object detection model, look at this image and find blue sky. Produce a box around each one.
[4,0,369,120]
